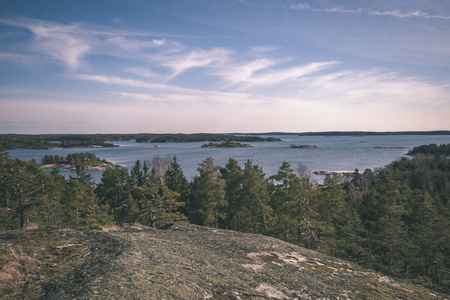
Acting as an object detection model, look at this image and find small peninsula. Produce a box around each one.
[201,141,253,148]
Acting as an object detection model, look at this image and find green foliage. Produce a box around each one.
[41,152,106,167]
[0,144,448,294]
[407,143,450,156]
[135,133,281,143]
[189,157,226,228]
[220,158,244,231]
[0,135,116,149]
[130,160,146,187]
[166,156,190,213]
[201,141,253,148]
[1,158,44,229]
[240,160,272,233]
[131,184,187,227]
[95,166,132,224]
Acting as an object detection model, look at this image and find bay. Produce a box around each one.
[7,134,450,183]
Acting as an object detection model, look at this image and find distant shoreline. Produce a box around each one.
[2,130,449,137]
[238,130,450,136]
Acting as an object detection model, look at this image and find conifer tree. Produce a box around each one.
[220,158,243,230]
[270,162,318,247]
[131,184,186,227]
[4,158,43,229]
[96,166,132,224]
[166,156,190,199]
[166,156,190,217]
[131,159,145,187]
[189,157,226,228]
[241,160,272,233]
[40,168,65,228]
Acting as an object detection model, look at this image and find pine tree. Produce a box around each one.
[131,160,145,187]
[95,166,132,224]
[131,184,187,227]
[270,162,318,248]
[241,160,272,233]
[40,168,65,228]
[4,158,44,229]
[220,158,243,230]
[166,156,190,198]
[165,156,190,217]
[188,157,226,228]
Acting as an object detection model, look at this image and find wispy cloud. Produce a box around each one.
[3,64,449,133]
[289,3,450,20]
[290,3,310,10]
[243,61,338,88]
[250,45,281,55]
[213,58,281,88]
[162,48,232,79]
[108,36,167,50]
[106,35,185,55]
[0,51,36,64]
[125,68,160,78]
[0,17,199,70]
[31,25,90,69]
[217,61,339,91]
[1,13,449,133]
[1,18,89,69]
[75,74,191,93]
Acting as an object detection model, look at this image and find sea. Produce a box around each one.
[7,134,450,184]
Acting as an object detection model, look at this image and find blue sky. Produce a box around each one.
[1,0,449,133]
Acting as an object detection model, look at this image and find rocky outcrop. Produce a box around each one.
[1,224,446,299]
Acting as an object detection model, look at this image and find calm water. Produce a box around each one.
[7,135,450,183]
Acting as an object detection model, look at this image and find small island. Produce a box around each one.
[372,146,409,149]
[285,144,319,149]
[201,141,253,148]
[313,170,354,176]
[41,152,117,170]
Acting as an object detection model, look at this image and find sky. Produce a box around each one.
[0,0,449,134]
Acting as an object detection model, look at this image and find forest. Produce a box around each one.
[0,133,280,149]
[0,144,448,293]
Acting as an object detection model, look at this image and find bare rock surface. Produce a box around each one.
[1,224,447,299]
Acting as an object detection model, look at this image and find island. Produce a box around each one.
[285,144,319,149]
[0,133,281,150]
[201,141,253,148]
[135,133,281,143]
[372,146,409,149]
[40,152,117,170]
[313,170,354,176]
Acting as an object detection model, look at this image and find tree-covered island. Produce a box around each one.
[201,141,253,148]
[0,133,281,149]
[285,144,319,149]
[41,152,117,170]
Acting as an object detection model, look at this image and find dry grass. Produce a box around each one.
[0,246,39,296]
[25,222,39,230]
[100,224,124,232]
[100,223,150,232]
